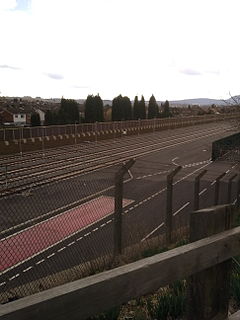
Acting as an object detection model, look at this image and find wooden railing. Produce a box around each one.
[0,204,240,320]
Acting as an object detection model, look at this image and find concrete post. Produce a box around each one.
[166,166,181,244]
[114,159,135,257]
[214,172,226,205]
[227,174,237,204]
[194,170,207,211]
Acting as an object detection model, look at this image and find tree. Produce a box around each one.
[112,95,123,121]
[84,94,104,123]
[122,96,132,120]
[133,96,139,120]
[112,95,132,121]
[139,95,146,119]
[31,112,41,126]
[95,94,104,122]
[85,95,95,123]
[45,110,53,125]
[162,100,172,118]
[148,94,159,119]
[59,98,79,124]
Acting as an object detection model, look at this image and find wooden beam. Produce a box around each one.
[229,310,240,319]
[1,226,240,320]
[187,204,234,320]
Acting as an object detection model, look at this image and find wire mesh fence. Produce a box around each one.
[0,129,240,305]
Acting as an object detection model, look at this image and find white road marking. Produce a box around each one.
[141,222,165,242]
[9,274,19,281]
[84,232,91,237]
[57,247,66,252]
[47,253,55,259]
[67,241,75,246]
[23,266,33,272]
[172,157,179,166]
[36,259,45,265]
[0,282,6,287]
[199,188,207,196]
[211,180,216,186]
[173,202,190,216]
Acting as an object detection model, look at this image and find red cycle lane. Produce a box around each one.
[0,196,133,272]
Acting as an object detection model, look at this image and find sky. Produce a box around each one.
[0,0,240,101]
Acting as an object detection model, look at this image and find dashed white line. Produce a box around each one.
[100,223,106,228]
[211,180,216,186]
[23,266,33,272]
[77,237,83,241]
[67,241,75,246]
[199,188,207,196]
[141,222,165,242]
[173,202,190,216]
[36,259,45,265]
[9,274,19,281]
[84,232,91,237]
[106,219,112,224]
[92,228,99,232]
[47,253,55,259]
[0,282,6,287]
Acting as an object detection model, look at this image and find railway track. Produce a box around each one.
[0,123,234,197]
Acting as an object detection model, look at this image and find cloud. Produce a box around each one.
[206,69,220,75]
[0,64,20,70]
[0,0,17,11]
[180,68,202,76]
[13,0,31,11]
[71,85,89,89]
[44,73,64,80]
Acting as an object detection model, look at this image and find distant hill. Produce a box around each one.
[169,95,240,106]
[169,98,225,106]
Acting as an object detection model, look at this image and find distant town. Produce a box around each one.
[0,94,238,127]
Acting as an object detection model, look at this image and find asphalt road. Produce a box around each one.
[0,120,239,301]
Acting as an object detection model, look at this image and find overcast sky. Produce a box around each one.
[0,0,240,100]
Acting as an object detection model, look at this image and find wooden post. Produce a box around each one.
[114,159,135,257]
[227,174,237,204]
[214,172,226,205]
[166,166,181,244]
[194,170,207,210]
[187,204,234,320]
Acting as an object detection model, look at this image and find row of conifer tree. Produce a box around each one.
[31,95,172,126]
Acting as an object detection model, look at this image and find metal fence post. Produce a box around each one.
[5,165,8,188]
[166,166,181,244]
[227,174,237,204]
[19,126,23,157]
[114,159,135,257]
[194,170,207,211]
[237,175,240,208]
[214,172,226,205]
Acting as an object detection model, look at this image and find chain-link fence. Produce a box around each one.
[1,130,240,304]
